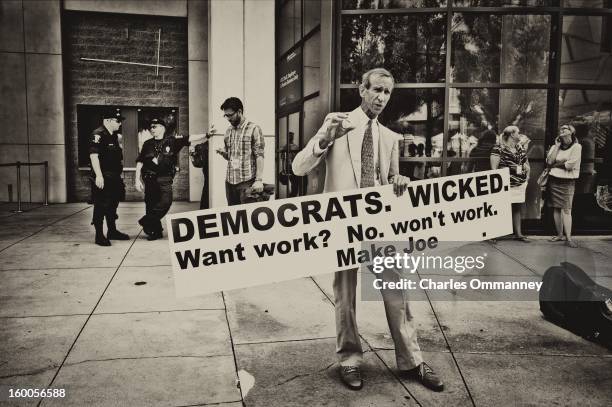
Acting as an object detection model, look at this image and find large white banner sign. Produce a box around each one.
[167,169,513,296]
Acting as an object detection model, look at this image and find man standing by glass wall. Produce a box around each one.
[292,68,444,393]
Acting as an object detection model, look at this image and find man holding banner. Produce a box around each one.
[292,68,444,392]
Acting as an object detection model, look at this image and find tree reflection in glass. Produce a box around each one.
[341,13,446,83]
[451,14,550,83]
[342,0,446,8]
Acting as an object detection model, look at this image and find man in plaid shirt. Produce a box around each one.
[216,97,265,206]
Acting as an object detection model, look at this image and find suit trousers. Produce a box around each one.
[334,267,423,370]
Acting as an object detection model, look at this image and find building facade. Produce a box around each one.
[0,0,276,209]
[276,0,612,233]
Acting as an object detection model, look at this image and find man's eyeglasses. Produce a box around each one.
[223,111,239,119]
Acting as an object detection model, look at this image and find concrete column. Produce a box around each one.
[0,0,66,203]
[208,0,275,208]
[188,0,209,202]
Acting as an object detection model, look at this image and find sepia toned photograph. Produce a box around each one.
[1,0,611,406]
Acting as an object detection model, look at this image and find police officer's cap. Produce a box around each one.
[101,107,125,121]
[149,118,167,128]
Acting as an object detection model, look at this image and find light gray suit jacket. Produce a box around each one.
[292,107,402,192]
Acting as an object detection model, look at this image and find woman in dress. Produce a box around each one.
[546,124,582,248]
[490,125,530,241]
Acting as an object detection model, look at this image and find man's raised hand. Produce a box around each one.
[318,113,356,150]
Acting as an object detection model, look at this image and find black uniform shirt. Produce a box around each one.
[89,126,123,175]
[136,135,190,177]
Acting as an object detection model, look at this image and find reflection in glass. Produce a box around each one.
[451,14,550,83]
[303,96,322,145]
[449,88,547,154]
[341,13,446,83]
[304,31,321,96]
[279,0,302,55]
[400,160,446,180]
[277,118,288,199]
[343,0,446,8]
[341,88,445,159]
[561,15,612,85]
[303,97,325,194]
[449,88,547,218]
[453,0,557,5]
[558,90,612,229]
[304,0,321,34]
[563,0,610,7]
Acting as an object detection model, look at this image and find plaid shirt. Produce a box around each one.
[224,120,265,184]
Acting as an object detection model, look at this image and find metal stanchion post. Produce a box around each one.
[44,161,49,206]
[15,161,23,213]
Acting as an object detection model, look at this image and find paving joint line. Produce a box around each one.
[308,277,424,407]
[416,271,477,407]
[221,292,245,406]
[486,242,546,277]
[91,308,227,316]
[0,313,91,319]
[63,354,234,367]
[174,399,243,407]
[0,205,92,254]
[233,336,336,346]
[455,350,612,358]
[37,228,142,407]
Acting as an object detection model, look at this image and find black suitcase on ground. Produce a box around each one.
[539,262,612,348]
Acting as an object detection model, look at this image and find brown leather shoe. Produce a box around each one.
[340,366,363,390]
[404,362,444,392]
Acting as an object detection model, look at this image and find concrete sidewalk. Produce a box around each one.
[0,202,611,406]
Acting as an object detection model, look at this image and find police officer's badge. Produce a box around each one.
[93,134,101,143]
[165,146,171,153]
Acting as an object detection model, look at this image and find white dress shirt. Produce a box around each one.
[314,107,381,183]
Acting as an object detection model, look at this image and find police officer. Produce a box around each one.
[89,107,130,246]
[135,118,209,240]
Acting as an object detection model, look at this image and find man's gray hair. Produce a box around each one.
[361,68,394,89]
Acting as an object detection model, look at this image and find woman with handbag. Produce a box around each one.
[546,124,582,247]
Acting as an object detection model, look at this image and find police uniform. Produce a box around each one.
[137,119,190,240]
[89,108,129,246]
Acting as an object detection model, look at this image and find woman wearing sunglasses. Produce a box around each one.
[546,124,582,248]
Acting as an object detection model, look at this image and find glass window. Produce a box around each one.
[279,0,302,55]
[286,112,301,197]
[302,97,325,194]
[451,14,551,83]
[343,0,447,8]
[453,0,558,5]
[304,0,321,34]
[304,31,321,96]
[449,88,547,148]
[400,160,446,180]
[561,15,612,85]
[303,96,322,145]
[340,87,445,155]
[449,88,547,218]
[558,89,612,229]
[277,117,289,199]
[563,0,611,7]
[341,13,446,84]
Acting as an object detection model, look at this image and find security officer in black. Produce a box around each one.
[89,107,130,246]
[135,118,208,240]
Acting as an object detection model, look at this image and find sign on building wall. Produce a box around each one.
[278,48,302,108]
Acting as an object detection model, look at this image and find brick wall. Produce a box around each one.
[64,11,189,201]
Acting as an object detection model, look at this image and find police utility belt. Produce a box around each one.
[142,171,176,181]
